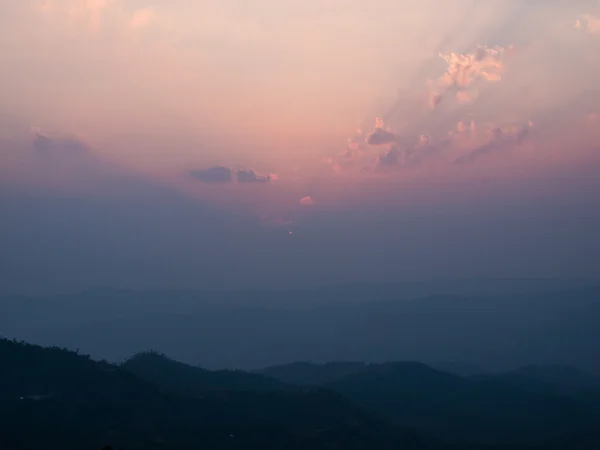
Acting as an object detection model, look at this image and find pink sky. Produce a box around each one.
[1,1,600,294]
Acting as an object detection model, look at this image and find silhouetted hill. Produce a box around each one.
[259,361,369,385]
[258,360,600,445]
[122,351,291,394]
[321,362,597,445]
[0,339,440,450]
[430,361,487,377]
[472,365,600,396]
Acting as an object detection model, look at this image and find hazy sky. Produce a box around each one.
[1,0,600,294]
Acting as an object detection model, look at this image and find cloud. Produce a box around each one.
[365,117,398,146]
[190,166,275,184]
[456,120,477,134]
[418,135,432,148]
[21,127,104,175]
[32,129,89,159]
[430,45,507,108]
[366,128,398,146]
[575,14,600,34]
[190,166,233,183]
[429,92,443,109]
[376,147,401,168]
[300,196,314,206]
[236,169,272,183]
[453,121,534,165]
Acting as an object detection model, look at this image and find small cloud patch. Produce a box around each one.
[190,166,233,183]
[300,196,314,206]
[190,167,275,184]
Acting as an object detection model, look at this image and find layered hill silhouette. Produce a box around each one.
[3,281,600,449]
[2,281,599,371]
[4,337,600,449]
[0,339,435,450]
[261,361,600,445]
[122,351,291,394]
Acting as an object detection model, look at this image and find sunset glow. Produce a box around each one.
[2,0,600,293]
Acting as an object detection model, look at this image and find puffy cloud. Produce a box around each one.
[365,117,398,146]
[190,166,233,183]
[190,166,275,184]
[367,128,398,146]
[300,196,314,206]
[430,45,506,108]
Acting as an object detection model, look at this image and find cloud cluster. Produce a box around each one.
[453,121,534,165]
[429,46,507,108]
[190,166,275,184]
[330,115,537,176]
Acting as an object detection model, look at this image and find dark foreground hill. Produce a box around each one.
[4,338,600,449]
[122,351,291,394]
[0,339,438,450]
[262,361,600,446]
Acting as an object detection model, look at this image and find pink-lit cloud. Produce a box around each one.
[575,14,600,34]
[429,46,507,109]
[1,0,600,210]
[300,196,314,206]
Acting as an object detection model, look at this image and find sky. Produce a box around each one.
[1,0,600,295]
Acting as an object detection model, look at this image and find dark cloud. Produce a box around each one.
[190,166,274,183]
[236,169,271,183]
[366,128,398,146]
[26,129,96,167]
[33,132,88,158]
[377,147,402,167]
[190,166,233,183]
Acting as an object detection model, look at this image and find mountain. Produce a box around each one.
[264,361,598,446]
[0,339,440,450]
[4,337,600,449]
[122,351,291,394]
[471,365,600,396]
[429,361,487,377]
[259,361,369,386]
[2,283,600,370]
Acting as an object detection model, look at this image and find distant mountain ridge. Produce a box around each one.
[2,281,600,370]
